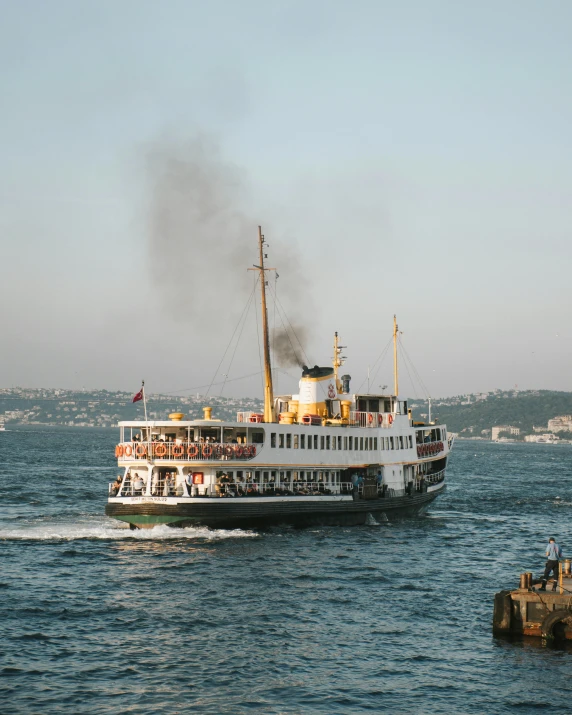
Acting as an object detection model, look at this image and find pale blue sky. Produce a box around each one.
[1,0,571,399]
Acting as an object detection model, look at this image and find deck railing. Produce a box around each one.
[116,441,260,462]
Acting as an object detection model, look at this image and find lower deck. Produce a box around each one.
[106,479,445,529]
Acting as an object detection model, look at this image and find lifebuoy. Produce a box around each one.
[135,444,147,457]
[235,446,244,457]
[388,414,394,425]
[187,444,199,457]
[203,445,213,457]
[173,445,184,457]
[248,445,256,457]
[154,444,167,457]
[115,445,123,458]
[368,413,373,425]
[224,445,234,457]
[378,414,383,426]
[123,445,133,457]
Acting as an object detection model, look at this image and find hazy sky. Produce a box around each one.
[1,0,571,400]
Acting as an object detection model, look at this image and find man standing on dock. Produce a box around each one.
[539,537,563,591]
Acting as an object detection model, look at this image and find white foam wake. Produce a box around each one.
[0,519,258,541]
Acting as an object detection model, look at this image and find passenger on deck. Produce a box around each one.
[165,472,175,496]
[133,473,145,495]
[151,472,159,495]
[111,475,122,496]
[185,472,193,497]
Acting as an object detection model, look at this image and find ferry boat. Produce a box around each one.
[105,228,453,530]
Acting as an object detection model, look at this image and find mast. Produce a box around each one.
[393,315,399,397]
[333,331,343,392]
[256,226,275,423]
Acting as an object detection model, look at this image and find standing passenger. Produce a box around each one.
[539,537,563,591]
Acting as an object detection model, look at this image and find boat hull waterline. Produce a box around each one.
[106,483,445,529]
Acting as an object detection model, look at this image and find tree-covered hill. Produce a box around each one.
[410,390,572,437]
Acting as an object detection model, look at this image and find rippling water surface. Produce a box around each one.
[1,427,572,714]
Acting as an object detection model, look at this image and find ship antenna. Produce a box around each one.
[249,226,275,423]
[393,315,399,397]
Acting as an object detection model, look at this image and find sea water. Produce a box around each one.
[1,427,572,714]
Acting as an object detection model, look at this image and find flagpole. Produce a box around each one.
[142,380,148,424]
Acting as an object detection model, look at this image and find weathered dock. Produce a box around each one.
[493,560,572,640]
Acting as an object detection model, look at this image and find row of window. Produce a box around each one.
[270,433,414,451]
[216,469,342,483]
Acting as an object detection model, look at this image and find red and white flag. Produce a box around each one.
[132,388,144,403]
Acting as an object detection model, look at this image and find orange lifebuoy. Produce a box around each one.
[123,445,133,457]
[173,445,184,457]
[154,444,167,457]
[378,414,383,426]
[135,444,147,457]
[224,445,234,457]
[249,445,257,457]
[235,446,244,457]
[115,445,123,458]
[368,413,373,425]
[203,445,213,457]
[187,444,199,458]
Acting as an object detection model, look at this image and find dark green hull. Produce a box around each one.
[105,485,445,529]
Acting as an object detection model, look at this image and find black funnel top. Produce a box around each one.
[301,365,334,379]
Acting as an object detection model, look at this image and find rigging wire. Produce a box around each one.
[398,336,431,399]
[355,337,392,394]
[266,281,310,367]
[204,279,258,401]
[219,283,257,397]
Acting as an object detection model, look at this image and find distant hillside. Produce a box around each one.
[0,388,263,428]
[410,389,572,438]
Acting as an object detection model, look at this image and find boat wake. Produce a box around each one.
[0,518,258,542]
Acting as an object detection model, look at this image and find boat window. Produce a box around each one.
[400,436,404,449]
[374,438,378,450]
[300,434,305,449]
[332,436,336,450]
[286,434,292,448]
[320,436,325,450]
[307,436,312,450]
[251,430,264,444]
[326,435,330,450]
[271,470,277,482]
[314,435,318,449]
[279,434,284,448]
[271,433,276,448]
[338,436,342,450]
[313,471,318,481]
[286,470,291,479]
[263,471,269,482]
[293,434,299,449]
[299,470,304,480]
[344,436,348,450]
[349,436,353,450]
[409,436,413,448]
[368,399,379,413]
[359,437,364,450]
[358,398,367,412]
[255,470,261,481]
[237,471,243,480]
[390,437,394,449]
